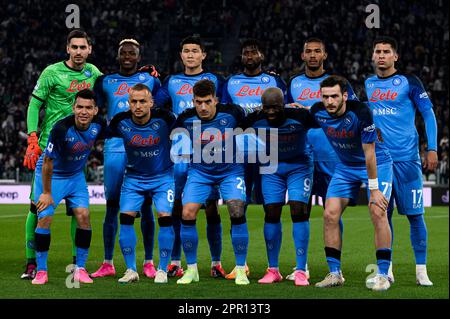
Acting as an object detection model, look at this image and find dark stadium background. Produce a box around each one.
[0,0,448,187]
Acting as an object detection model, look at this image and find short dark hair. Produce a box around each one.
[304,37,326,52]
[130,83,151,95]
[241,38,262,52]
[373,36,398,52]
[67,29,92,45]
[180,35,206,52]
[320,75,348,94]
[74,89,96,103]
[193,79,216,97]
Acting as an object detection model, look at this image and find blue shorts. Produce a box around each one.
[174,162,220,202]
[312,161,336,198]
[389,160,424,215]
[104,152,127,200]
[327,161,393,206]
[120,169,175,214]
[262,162,313,205]
[182,166,246,205]
[34,171,89,218]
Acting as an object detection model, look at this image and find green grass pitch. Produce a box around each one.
[0,204,448,299]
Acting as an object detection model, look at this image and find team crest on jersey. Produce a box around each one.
[84,70,92,78]
[201,76,211,81]
[261,76,270,83]
[118,101,127,109]
[344,116,353,126]
[220,118,228,126]
[139,74,146,81]
[90,127,98,136]
[392,78,402,86]
[152,122,161,130]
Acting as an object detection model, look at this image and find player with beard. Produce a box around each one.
[222,39,287,279]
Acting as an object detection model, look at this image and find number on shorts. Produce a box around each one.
[236,177,245,191]
[381,182,392,196]
[411,189,423,207]
[304,178,311,192]
[167,189,174,203]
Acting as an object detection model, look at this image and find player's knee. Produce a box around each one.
[75,209,90,228]
[158,215,173,227]
[75,228,92,249]
[120,213,135,225]
[370,206,387,224]
[182,204,199,220]
[30,203,38,215]
[37,216,52,229]
[263,203,283,224]
[226,200,245,219]
[323,208,340,225]
[290,201,310,223]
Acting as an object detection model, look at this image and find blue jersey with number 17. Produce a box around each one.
[94,71,161,152]
[287,72,358,163]
[365,72,436,162]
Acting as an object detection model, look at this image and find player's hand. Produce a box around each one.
[368,189,389,211]
[138,64,160,78]
[36,193,54,213]
[423,150,438,172]
[23,132,43,171]
[289,102,310,110]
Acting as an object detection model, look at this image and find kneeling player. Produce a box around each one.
[107,83,175,284]
[244,88,316,286]
[175,79,250,285]
[32,89,103,285]
[310,76,393,291]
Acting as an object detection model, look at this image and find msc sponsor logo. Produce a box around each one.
[373,107,398,115]
[332,141,358,149]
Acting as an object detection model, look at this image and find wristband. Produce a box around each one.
[368,178,379,190]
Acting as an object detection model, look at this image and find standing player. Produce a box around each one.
[222,39,286,279]
[22,29,102,279]
[31,89,103,285]
[365,36,437,286]
[286,37,358,281]
[244,88,316,286]
[107,84,175,284]
[91,39,161,279]
[311,76,393,291]
[175,80,250,285]
[154,36,226,278]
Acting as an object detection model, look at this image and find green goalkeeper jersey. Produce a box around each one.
[29,61,102,149]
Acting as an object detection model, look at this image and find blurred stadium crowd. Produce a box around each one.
[0,0,448,184]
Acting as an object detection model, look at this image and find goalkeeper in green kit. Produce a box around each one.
[21,29,102,279]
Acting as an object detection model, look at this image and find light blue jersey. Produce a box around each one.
[365,72,437,162]
[154,71,224,115]
[94,72,161,152]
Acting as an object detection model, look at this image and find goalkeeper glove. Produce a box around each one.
[23,132,43,170]
[139,64,160,78]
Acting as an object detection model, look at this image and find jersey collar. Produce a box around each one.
[376,70,399,80]
[63,61,85,72]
